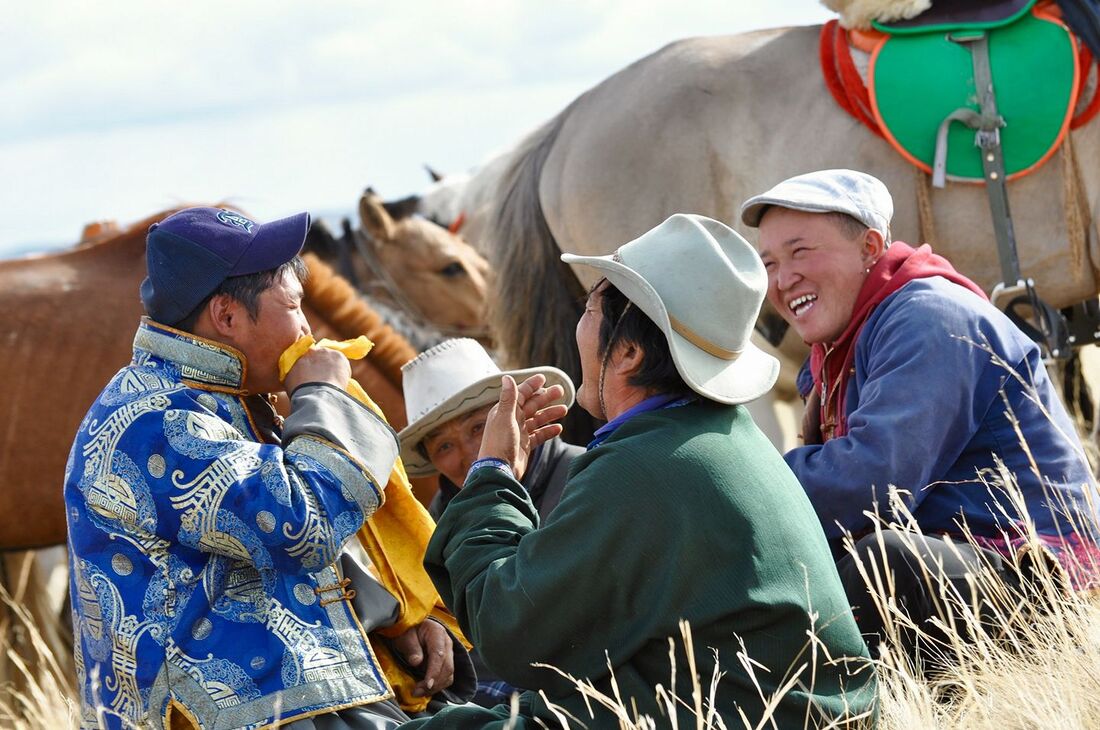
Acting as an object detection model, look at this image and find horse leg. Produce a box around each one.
[1062,348,1096,433]
[1076,344,1100,464]
[1046,348,1100,472]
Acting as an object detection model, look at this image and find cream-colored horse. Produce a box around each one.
[352,190,491,339]
[461,24,1098,442]
[415,149,518,256]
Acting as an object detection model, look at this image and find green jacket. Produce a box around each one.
[409,400,875,729]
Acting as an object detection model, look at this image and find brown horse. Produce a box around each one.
[0,208,425,550]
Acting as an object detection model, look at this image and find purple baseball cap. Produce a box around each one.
[140,207,310,325]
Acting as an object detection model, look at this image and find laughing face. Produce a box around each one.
[756,208,884,345]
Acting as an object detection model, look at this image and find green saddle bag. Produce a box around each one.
[870,3,1077,181]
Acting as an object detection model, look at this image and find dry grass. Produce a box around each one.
[8,480,1100,729]
[0,584,78,729]
[9,481,1100,730]
[6,513,1100,729]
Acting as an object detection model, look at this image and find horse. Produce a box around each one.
[409,20,1100,443]
[0,207,428,551]
[404,149,520,256]
[305,189,491,349]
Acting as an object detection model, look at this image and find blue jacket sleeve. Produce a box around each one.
[136,385,397,576]
[784,284,1009,538]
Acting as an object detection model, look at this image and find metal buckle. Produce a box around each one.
[990,278,1032,310]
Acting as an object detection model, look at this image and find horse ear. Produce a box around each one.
[425,164,444,182]
[359,191,396,244]
[303,219,337,258]
[382,195,421,222]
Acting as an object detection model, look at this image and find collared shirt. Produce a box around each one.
[587,392,696,450]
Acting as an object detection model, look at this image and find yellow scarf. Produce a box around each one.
[278,335,469,712]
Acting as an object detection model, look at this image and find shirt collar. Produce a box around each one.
[587,392,694,450]
[133,318,247,391]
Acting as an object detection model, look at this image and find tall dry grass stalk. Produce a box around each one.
[529,350,1100,730]
[0,581,77,729]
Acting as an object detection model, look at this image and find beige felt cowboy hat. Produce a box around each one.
[561,214,778,404]
[397,338,575,477]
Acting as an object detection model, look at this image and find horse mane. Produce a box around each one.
[486,107,599,442]
[301,253,416,386]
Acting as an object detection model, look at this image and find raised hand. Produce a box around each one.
[477,374,568,480]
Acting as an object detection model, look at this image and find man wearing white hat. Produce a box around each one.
[742,169,1100,659]
[397,338,580,707]
[398,338,581,525]
[404,214,875,729]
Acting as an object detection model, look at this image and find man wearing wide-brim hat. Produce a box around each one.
[397,338,581,525]
[405,214,876,729]
[396,338,581,707]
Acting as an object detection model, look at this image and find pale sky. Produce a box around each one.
[3,1,832,256]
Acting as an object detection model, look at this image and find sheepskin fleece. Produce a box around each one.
[821,0,932,29]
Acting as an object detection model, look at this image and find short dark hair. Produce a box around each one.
[823,211,869,240]
[173,256,309,331]
[760,206,887,244]
[595,280,689,396]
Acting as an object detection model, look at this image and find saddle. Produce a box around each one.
[821,0,1100,183]
[821,1,1100,360]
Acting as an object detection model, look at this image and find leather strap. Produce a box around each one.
[668,314,742,360]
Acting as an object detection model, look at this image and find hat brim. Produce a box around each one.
[231,211,310,276]
[739,194,889,236]
[397,366,575,477]
[740,195,852,228]
[562,253,779,405]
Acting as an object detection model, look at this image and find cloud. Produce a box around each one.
[3,1,830,139]
[1,0,834,252]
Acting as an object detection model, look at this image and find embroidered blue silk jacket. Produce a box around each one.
[64,320,400,729]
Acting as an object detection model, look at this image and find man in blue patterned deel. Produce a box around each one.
[63,207,467,729]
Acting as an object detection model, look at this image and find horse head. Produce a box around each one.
[358,189,489,335]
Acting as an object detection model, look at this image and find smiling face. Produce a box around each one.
[422,404,494,486]
[756,208,883,345]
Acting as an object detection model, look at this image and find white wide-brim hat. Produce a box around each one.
[397,338,575,477]
[739,168,893,236]
[561,214,779,405]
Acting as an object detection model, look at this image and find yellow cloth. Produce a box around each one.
[279,335,469,712]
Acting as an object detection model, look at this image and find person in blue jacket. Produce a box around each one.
[63,207,466,729]
[742,169,1100,657]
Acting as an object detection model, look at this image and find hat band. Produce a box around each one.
[669,314,742,361]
